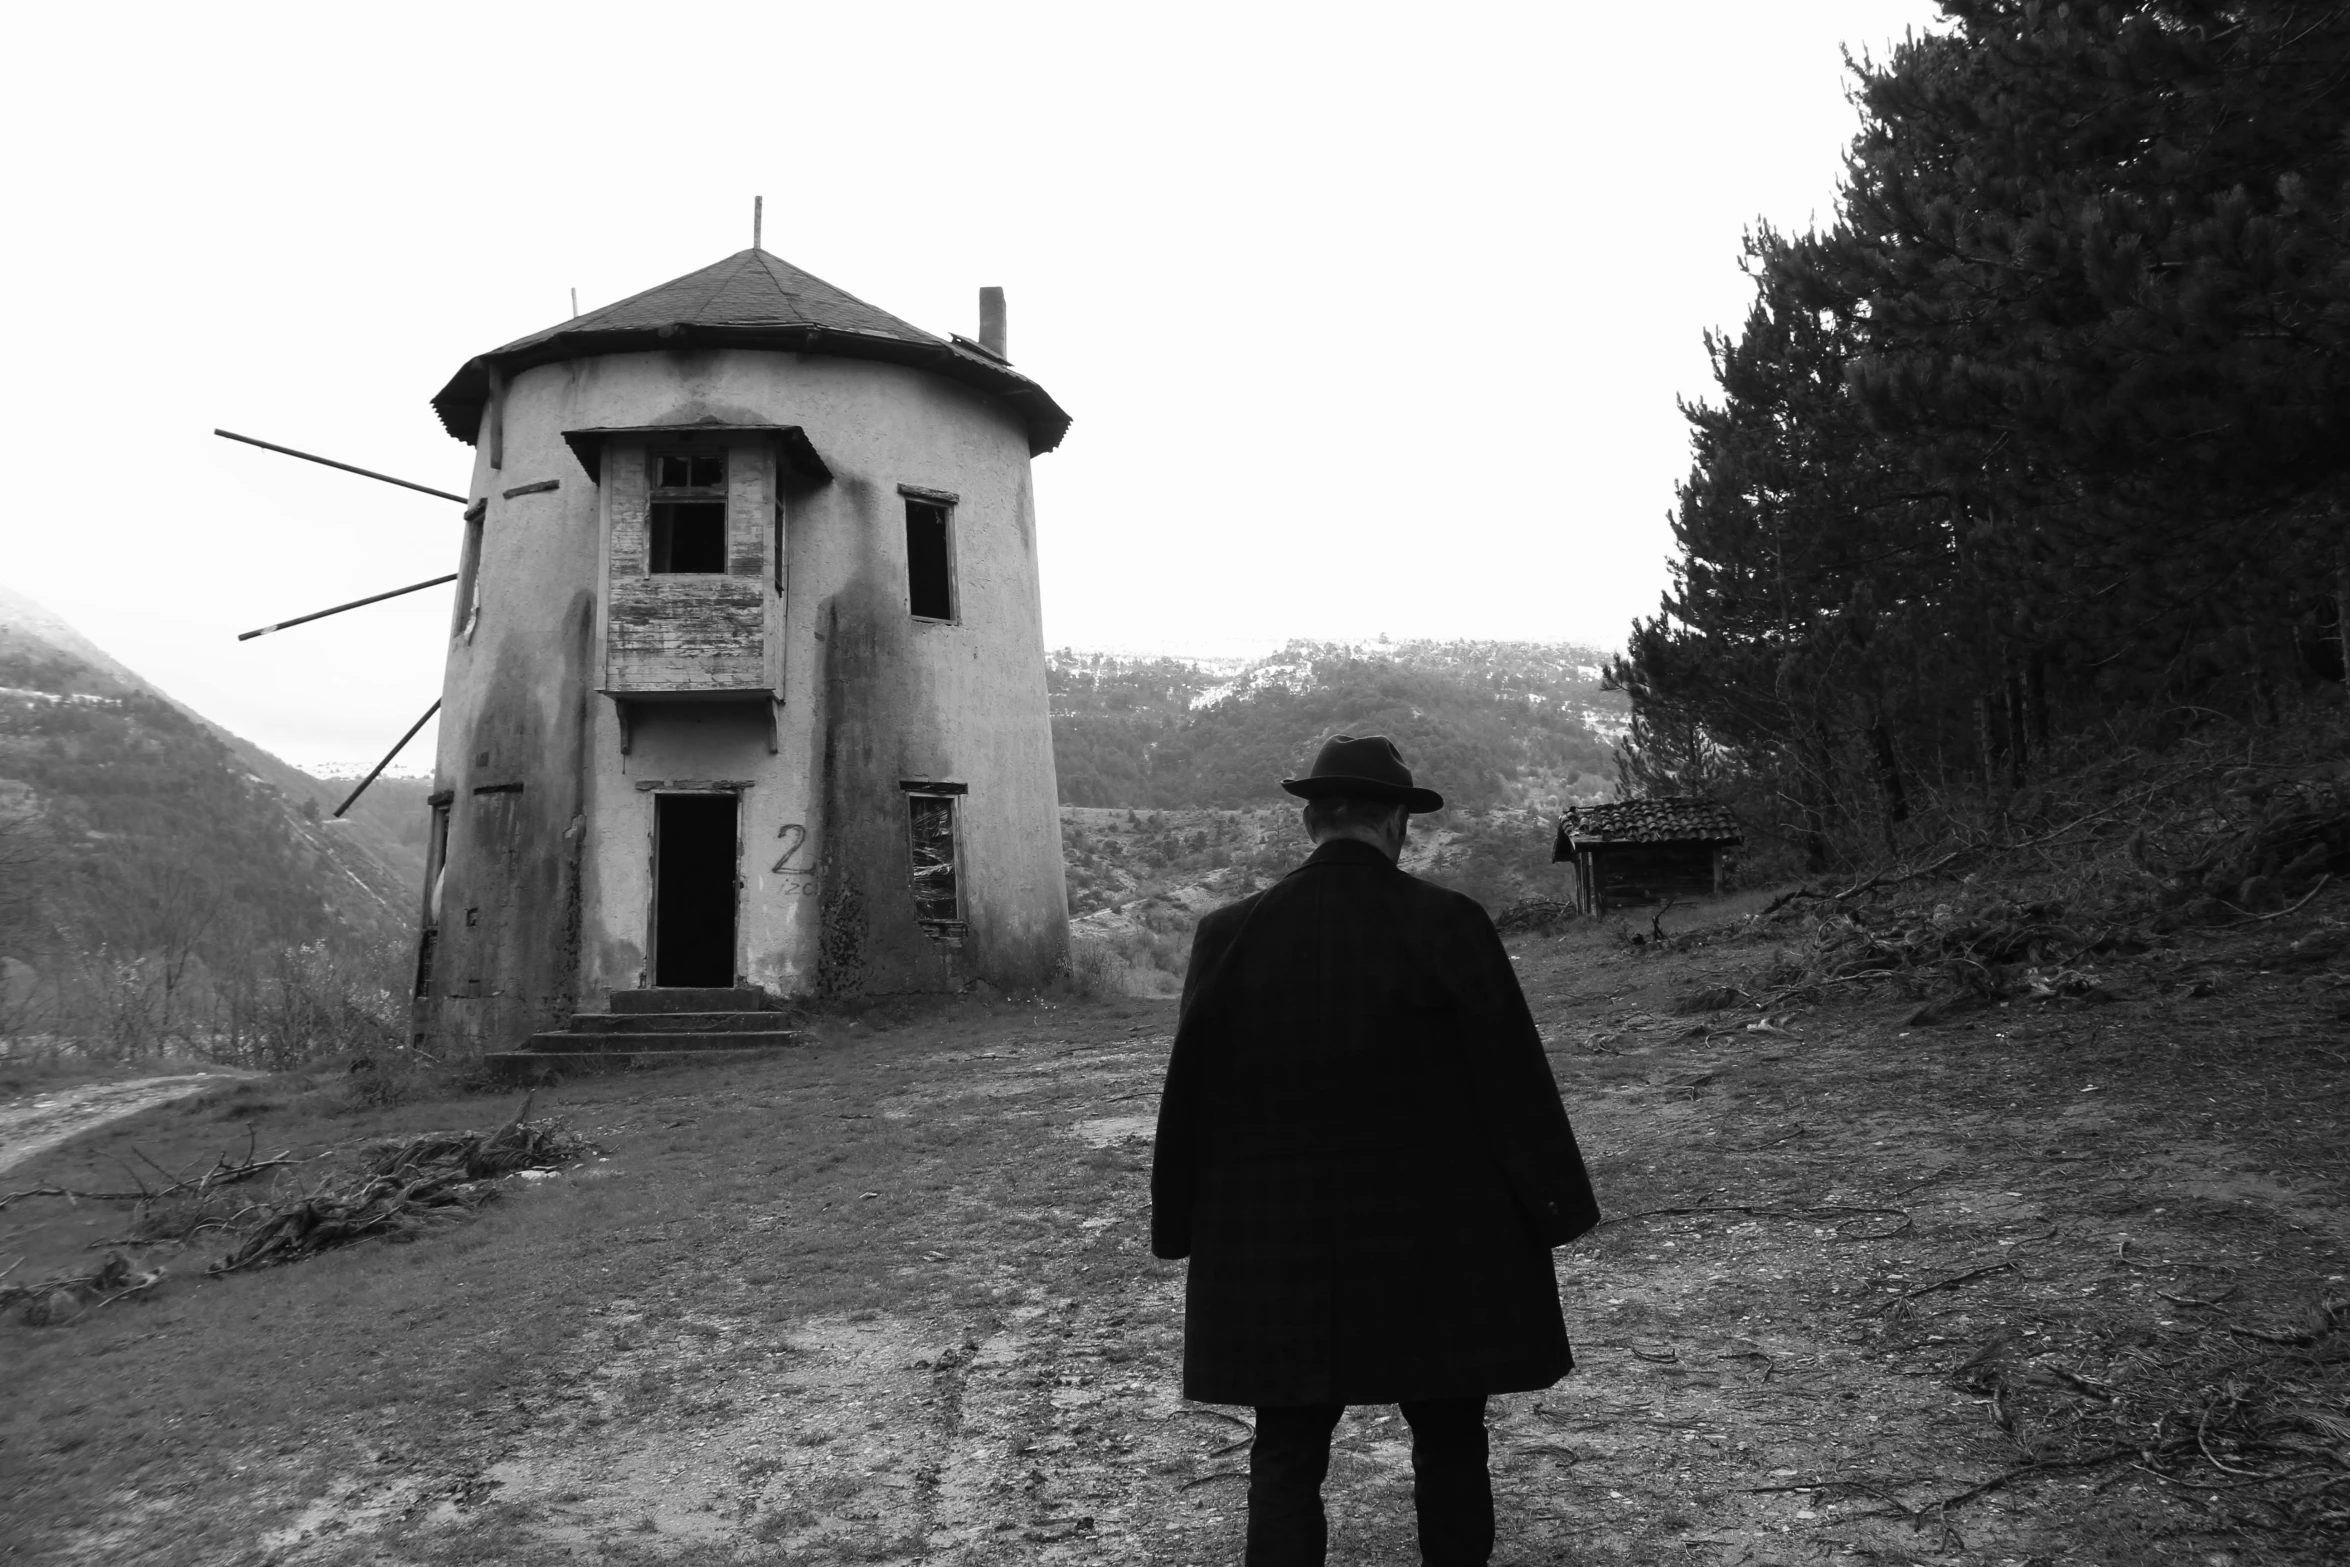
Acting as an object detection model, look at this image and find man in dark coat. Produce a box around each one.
[1151,734,1599,1567]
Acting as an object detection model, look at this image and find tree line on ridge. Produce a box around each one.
[1610,1,2349,868]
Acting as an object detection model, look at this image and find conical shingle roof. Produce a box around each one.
[431,249,1069,454]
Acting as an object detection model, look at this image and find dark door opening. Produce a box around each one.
[654,793,738,987]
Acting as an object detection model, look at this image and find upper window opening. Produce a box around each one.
[651,452,727,573]
[905,499,955,620]
[658,455,725,490]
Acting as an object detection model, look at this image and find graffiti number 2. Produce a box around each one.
[772,823,811,875]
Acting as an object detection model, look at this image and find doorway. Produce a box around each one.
[654,793,738,987]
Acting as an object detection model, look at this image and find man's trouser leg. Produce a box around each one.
[1399,1396,1493,1566]
[1245,1403,1343,1566]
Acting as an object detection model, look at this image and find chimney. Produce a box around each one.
[978,287,1007,359]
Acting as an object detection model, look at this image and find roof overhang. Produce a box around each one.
[1551,822,1743,861]
[560,421,832,487]
[439,326,1072,456]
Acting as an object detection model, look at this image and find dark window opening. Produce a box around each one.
[905,500,954,619]
[452,510,485,638]
[650,502,727,572]
[417,797,452,1000]
[413,930,439,999]
[650,451,728,574]
[654,793,739,987]
[906,794,960,922]
[658,454,724,489]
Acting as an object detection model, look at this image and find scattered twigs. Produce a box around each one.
[1756,969,1900,1010]
[1742,1472,1940,1497]
[5,1111,597,1312]
[1923,1447,2142,1515]
[2198,1405,2269,1477]
[1871,1260,2016,1315]
[0,1130,304,1214]
[1173,1409,1257,1460]
[0,1252,167,1323]
[2158,1284,2241,1309]
[2218,872,2333,923]
[1924,1286,2350,1532]
[0,1185,88,1211]
[1761,778,2192,919]
[1598,1202,1911,1239]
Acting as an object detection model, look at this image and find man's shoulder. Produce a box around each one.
[1253,856,1495,934]
[1390,865,1498,928]
[1198,889,1269,938]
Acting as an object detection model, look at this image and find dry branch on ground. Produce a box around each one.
[0,1127,302,1213]
[1,1100,598,1320]
[210,1101,596,1275]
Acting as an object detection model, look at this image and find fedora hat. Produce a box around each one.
[1281,734,1444,813]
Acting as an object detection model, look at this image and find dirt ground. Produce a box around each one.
[3,898,2345,1566]
[0,1071,254,1178]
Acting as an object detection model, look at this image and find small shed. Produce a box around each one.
[1551,796,1742,916]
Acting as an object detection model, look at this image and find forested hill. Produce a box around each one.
[0,587,424,980]
[1612,5,2350,864]
[1049,639,1627,811]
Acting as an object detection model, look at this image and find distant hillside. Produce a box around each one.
[0,587,423,1009]
[1049,639,1627,811]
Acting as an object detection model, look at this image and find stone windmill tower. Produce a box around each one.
[411,246,1072,1061]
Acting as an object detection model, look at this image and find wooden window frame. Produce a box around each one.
[899,780,966,934]
[648,448,731,576]
[898,484,960,624]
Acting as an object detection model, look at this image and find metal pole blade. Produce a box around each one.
[238,574,459,641]
[334,699,442,819]
[215,429,468,505]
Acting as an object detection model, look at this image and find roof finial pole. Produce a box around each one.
[570,287,579,319]
[753,195,763,251]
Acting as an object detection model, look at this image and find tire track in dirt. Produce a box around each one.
[0,1073,253,1179]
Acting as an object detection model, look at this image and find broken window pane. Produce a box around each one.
[906,794,959,922]
[905,500,954,619]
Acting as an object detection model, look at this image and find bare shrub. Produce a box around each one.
[0,795,58,1049]
[1060,933,1130,998]
[210,938,409,1073]
[1061,925,1188,999]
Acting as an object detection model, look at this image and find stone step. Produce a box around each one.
[521,1029,807,1054]
[485,1047,794,1083]
[566,1011,799,1036]
[608,987,775,1015]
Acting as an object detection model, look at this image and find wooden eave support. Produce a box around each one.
[562,423,831,487]
[602,690,781,756]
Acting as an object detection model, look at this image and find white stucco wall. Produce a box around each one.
[422,344,1066,1035]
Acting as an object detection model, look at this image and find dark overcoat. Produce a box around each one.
[1150,838,1599,1407]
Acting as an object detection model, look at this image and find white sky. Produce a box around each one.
[0,1,1942,773]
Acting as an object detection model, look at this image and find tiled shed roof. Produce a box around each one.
[1555,796,1743,851]
[430,249,1071,455]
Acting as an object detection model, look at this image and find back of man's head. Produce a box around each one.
[1302,795,1404,839]
[1303,796,1411,866]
